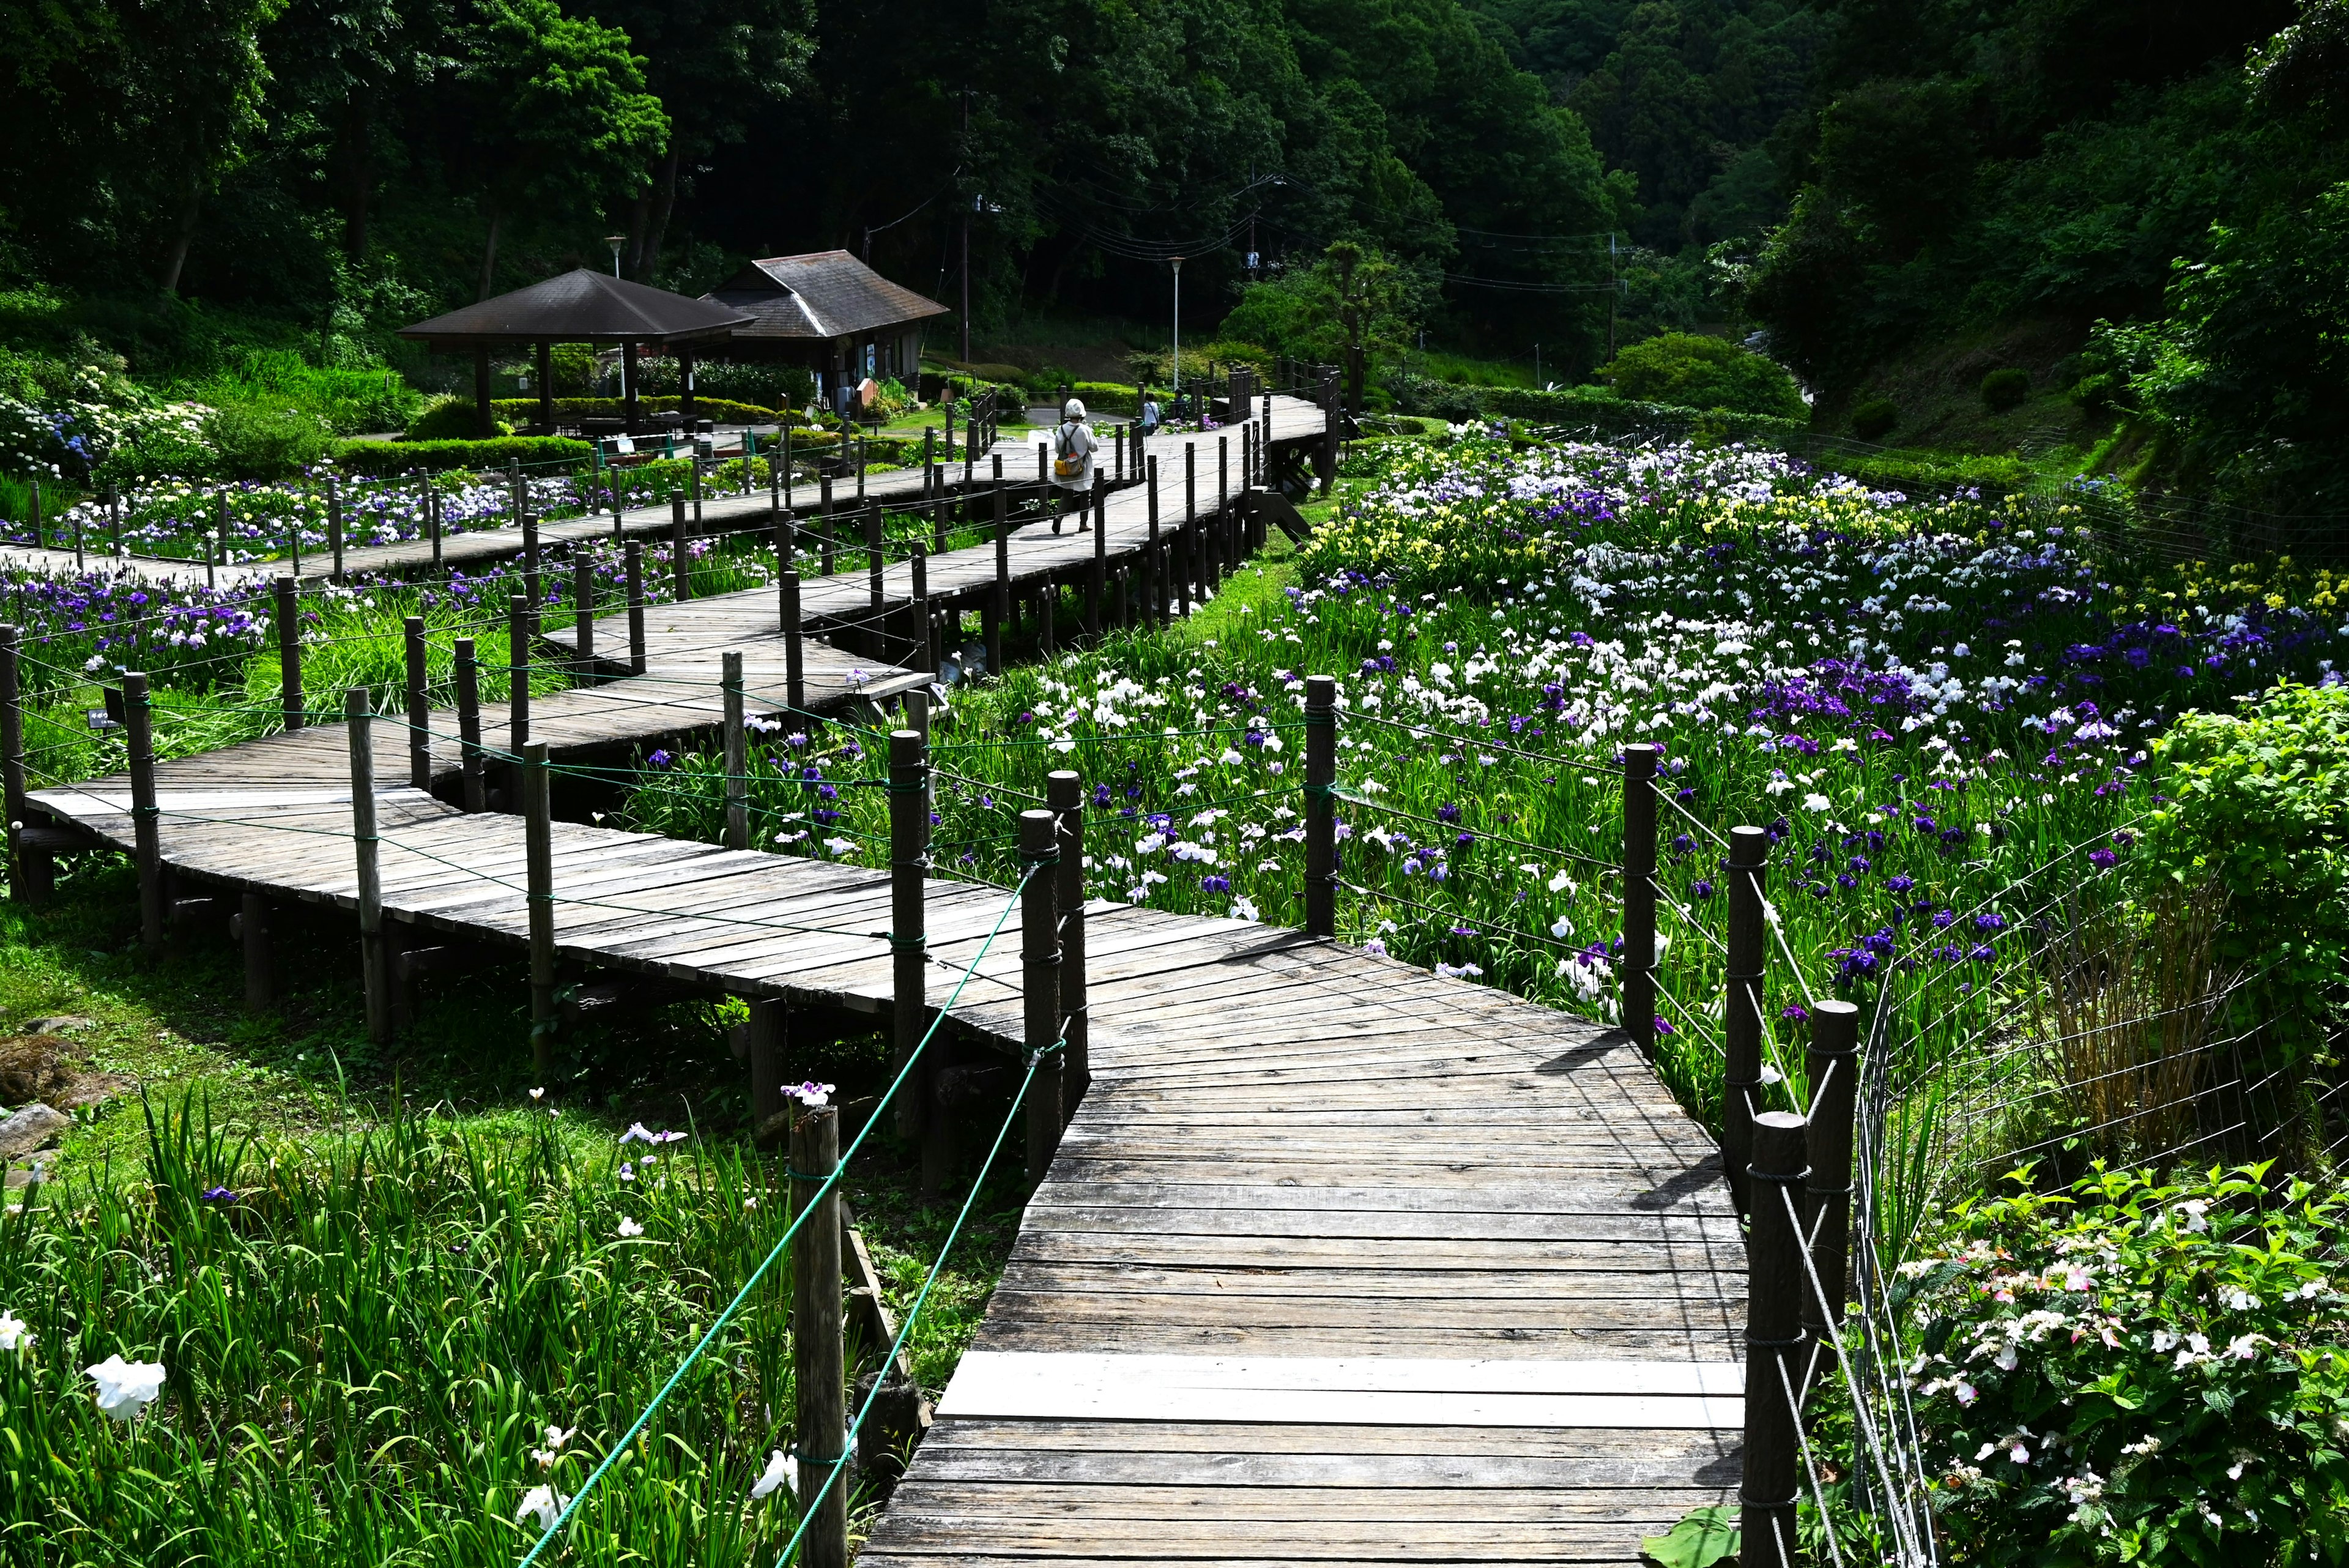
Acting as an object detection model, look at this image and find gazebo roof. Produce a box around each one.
[705,251,949,341]
[398,270,752,350]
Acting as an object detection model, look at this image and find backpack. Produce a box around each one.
[1053,422,1083,479]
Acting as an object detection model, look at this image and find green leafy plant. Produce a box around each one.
[1640,1505,1737,1567]
[1850,396,1899,439]
[1900,1164,2349,1566]
[404,395,509,442]
[201,402,333,478]
[2145,681,2349,1064]
[1981,367,2032,412]
[1600,332,1807,420]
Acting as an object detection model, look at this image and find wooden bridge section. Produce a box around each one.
[10,392,1743,1566]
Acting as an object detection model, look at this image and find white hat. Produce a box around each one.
[1064,398,1086,420]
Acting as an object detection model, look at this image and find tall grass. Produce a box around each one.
[0,1092,862,1567]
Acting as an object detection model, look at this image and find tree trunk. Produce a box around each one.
[337,95,374,258]
[159,171,203,299]
[623,186,652,278]
[636,144,682,283]
[477,203,503,302]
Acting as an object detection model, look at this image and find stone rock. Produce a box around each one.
[0,1035,73,1103]
[0,1102,70,1160]
[19,1016,95,1035]
[5,1159,49,1192]
[54,1074,133,1112]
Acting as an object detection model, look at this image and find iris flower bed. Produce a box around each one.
[628,434,2349,1146]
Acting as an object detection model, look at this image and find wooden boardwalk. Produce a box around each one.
[13,387,1743,1564]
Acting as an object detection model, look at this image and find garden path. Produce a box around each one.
[19,385,1746,1564]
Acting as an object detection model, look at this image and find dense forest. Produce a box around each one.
[2,0,2346,499]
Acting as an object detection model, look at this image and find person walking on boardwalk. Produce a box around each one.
[1049,397,1096,534]
[1138,390,1162,438]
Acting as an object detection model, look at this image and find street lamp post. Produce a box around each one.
[1170,256,1184,400]
[605,234,626,278]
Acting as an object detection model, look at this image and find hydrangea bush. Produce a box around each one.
[1896,1164,2349,1564]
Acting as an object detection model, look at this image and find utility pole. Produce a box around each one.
[1534,342,1542,387]
[960,88,973,364]
[1608,232,1619,363]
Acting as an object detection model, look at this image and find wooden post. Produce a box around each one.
[1620,744,1658,1057]
[454,638,486,811]
[819,470,835,577]
[746,997,785,1134]
[866,499,885,620]
[783,422,795,513]
[932,474,948,558]
[910,546,932,672]
[523,739,557,1071]
[690,454,703,528]
[1021,808,1064,1184]
[274,576,304,732]
[670,493,691,601]
[204,503,217,591]
[109,485,122,559]
[1089,488,1105,639]
[782,570,806,713]
[1039,578,1056,655]
[890,729,931,1154]
[989,455,1007,677]
[1742,1109,1809,1568]
[1318,371,1338,494]
[346,688,391,1045]
[1048,770,1089,1101]
[571,554,596,675]
[1146,456,1162,625]
[1179,444,1194,615]
[523,509,542,615]
[1215,435,1229,584]
[125,671,163,952]
[404,615,430,791]
[327,475,344,579]
[1803,1000,1861,1384]
[1724,825,1769,1218]
[72,494,84,573]
[792,1101,850,1568]
[28,479,40,549]
[0,623,42,907]
[507,593,531,772]
[625,541,647,675]
[722,650,748,851]
[1304,675,1336,938]
[239,893,272,1011]
[428,481,443,571]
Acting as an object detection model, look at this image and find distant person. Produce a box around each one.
[1139,391,1162,437]
[1049,398,1096,534]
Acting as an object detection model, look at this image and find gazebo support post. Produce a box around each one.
[679,346,697,425]
[623,341,640,434]
[535,340,554,432]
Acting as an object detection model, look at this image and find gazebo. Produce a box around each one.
[399,270,754,437]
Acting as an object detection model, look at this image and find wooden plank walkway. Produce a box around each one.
[17,385,1745,1564]
[0,395,1329,589]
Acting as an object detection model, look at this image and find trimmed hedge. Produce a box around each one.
[485,395,783,425]
[329,436,595,475]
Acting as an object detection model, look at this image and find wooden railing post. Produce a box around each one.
[1215,434,1230,584]
[275,576,304,732]
[867,500,885,629]
[1304,674,1337,938]
[404,615,430,791]
[792,1099,849,1568]
[1178,444,1195,616]
[1048,770,1089,1102]
[782,570,806,713]
[523,738,557,1071]
[239,893,272,1011]
[572,553,596,676]
[454,637,486,811]
[1021,808,1064,1184]
[125,671,163,951]
[1,625,29,905]
[428,481,443,571]
[819,470,836,576]
[507,593,531,799]
[910,546,932,673]
[1620,743,1658,1056]
[670,492,691,601]
[625,540,647,675]
[890,727,930,1145]
[722,649,748,851]
[1146,456,1162,625]
[1724,825,1769,1217]
[1089,486,1105,639]
[346,687,391,1045]
[1803,999,1861,1388]
[328,475,344,580]
[523,508,541,613]
[1743,1109,1809,1568]
[989,455,1007,677]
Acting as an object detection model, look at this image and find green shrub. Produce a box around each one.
[1850,397,1899,439]
[328,436,596,475]
[179,350,420,436]
[1072,381,1137,414]
[2147,681,2349,1063]
[404,395,506,441]
[485,395,779,426]
[1893,1163,2349,1564]
[202,403,333,478]
[1598,332,1807,420]
[1981,366,2032,412]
